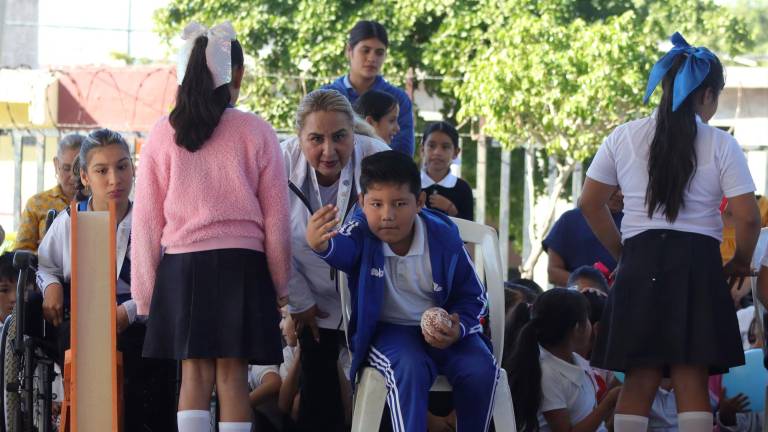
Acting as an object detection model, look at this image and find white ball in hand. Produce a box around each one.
[420,307,452,338]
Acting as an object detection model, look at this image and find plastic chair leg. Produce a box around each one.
[492,368,517,432]
[351,368,388,432]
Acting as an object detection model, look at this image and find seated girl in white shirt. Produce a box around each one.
[504,288,620,432]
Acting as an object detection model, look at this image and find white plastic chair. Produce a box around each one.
[338,217,517,432]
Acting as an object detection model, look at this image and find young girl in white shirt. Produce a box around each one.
[580,33,760,432]
[505,288,620,432]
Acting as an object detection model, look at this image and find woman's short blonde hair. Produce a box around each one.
[294,89,355,133]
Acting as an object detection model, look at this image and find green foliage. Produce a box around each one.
[153,0,757,253]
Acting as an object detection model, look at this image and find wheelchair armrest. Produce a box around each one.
[13,250,37,271]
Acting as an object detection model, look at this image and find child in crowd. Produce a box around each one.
[306,151,498,432]
[278,307,302,426]
[353,89,400,145]
[0,253,18,326]
[248,362,281,432]
[567,266,610,294]
[132,22,290,432]
[36,128,176,431]
[505,288,619,432]
[421,122,475,221]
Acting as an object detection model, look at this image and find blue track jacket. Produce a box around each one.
[315,208,489,382]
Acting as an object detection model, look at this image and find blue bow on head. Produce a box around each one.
[643,32,719,112]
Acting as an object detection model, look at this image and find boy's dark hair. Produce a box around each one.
[170,38,244,152]
[422,121,459,149]
[646,51,724,222]
[582,290,606,325]
[567,265,609,293]
[0,253,17,283]
[348,20,389,48]
[503,288,589,432]
[353,90,398,122]
[360,151,421,197]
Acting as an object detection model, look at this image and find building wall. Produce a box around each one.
[0,0,39,68]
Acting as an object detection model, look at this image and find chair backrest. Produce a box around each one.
[338,217,506,362]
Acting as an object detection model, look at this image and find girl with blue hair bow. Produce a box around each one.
[579,33,760,432]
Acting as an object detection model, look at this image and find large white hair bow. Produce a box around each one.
[177,21,237,88]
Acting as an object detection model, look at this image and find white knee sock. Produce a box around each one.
[177,410,211,432]
[678,411,713,432]
[218,422,252,432]
[614,414,648,432]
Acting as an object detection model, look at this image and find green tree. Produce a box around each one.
[155,0,451,131]
[422,0,752,276]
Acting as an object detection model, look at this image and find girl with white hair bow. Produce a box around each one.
[131,21,292,432]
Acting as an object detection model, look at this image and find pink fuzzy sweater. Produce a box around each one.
[130,109,291,315]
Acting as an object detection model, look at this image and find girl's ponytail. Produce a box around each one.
[506,302,543,432]
[169,36,244,152]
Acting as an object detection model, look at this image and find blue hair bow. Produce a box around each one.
[643,32,718,111]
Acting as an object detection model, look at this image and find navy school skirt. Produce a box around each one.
[590,229,745,375]
[142,248,284,365]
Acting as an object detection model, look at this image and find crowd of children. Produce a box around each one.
[2,17,767,432]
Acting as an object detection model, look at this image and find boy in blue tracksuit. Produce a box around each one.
[306,151,499,432]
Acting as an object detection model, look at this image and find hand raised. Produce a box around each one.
[306,205,340,253]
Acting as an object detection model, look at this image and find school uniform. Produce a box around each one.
[133,109,290,366]
[421,171,475,221]
[281,134,389,432]
[36,199,177,431]
[648,388,678,432]
[537,347,607,432]
[316,208,499,432]
[587,113,755,374]
[323,75,415,156]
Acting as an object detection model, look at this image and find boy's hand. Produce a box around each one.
[424,313,461,349]
[306,205,340,253]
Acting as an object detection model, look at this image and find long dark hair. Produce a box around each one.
[503,288,590,432]
[645,54,724,222]
[169,37,244,152]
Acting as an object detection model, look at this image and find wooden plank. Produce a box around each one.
[70,205,118,431]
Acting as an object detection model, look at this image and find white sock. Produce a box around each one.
[614,414,649,432]
[678,411,713,432]
[218,422,252,432]
[177,410,211,432]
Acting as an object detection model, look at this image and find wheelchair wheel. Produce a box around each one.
[3,314,19,432]
[0,315,11,432]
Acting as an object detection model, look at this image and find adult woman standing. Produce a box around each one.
[282,89,388,431]
[323,20,414,156]
[131,22,291,432]
[580,33,760,432]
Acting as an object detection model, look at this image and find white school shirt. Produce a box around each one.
[586,114,755,242]
[379,216,435,326]
[648,388,678,431]
[248,364,280,391]
[537,347,607,432]
[279,345,297,380]
[421,170,458,188]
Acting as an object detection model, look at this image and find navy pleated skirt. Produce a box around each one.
[590,229,745,375]
[142,248,283,365]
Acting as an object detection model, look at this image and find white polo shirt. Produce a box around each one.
[587,114,755,242]
[379,216,436,326]
[248,364,279,391]
[537,347,607,432]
